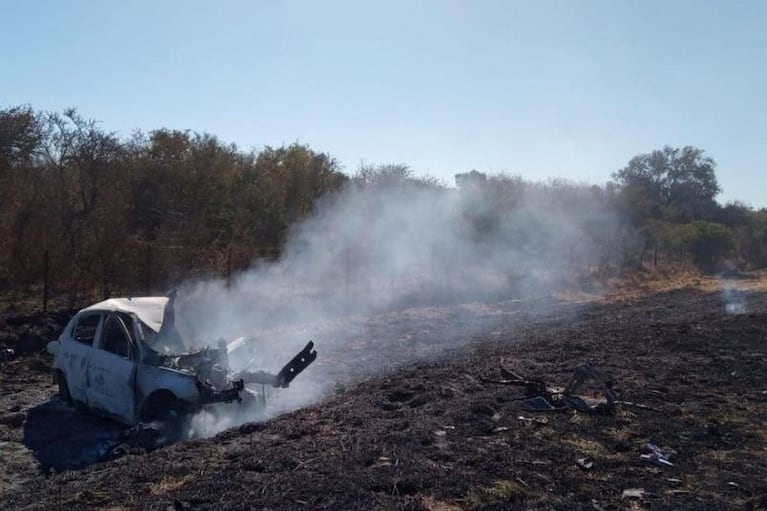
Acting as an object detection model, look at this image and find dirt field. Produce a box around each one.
[1,273,766,510]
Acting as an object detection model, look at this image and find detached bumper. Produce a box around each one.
[234,341,317,388]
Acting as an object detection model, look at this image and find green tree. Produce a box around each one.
[613,146,721,221]
[685,222,734,272]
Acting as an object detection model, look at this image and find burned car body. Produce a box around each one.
[46,296,316,425]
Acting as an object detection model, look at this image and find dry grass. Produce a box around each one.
[464,479,530,509]
[421,495,464,511]
[147,474,196,496]
[608,267,767,302]
[560,437,611,458]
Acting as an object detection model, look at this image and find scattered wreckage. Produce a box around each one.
[482,363,660,414]
[47,293,317,426]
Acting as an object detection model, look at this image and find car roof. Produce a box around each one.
[80,297,168,332]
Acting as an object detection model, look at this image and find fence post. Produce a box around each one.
[42,249,49,313]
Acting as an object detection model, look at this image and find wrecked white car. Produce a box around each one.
[47,295,316,426]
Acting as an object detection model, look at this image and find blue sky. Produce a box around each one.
[2,0,765,206]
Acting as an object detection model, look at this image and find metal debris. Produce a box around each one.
[641,443,674,467]
[486,363,618,414]
[517,415,549,426]
[621,488,645,499]
[522,395,563,412]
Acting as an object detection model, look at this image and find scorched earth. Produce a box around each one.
[1,272,766,510]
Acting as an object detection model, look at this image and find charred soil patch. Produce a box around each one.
[1,284,767,510]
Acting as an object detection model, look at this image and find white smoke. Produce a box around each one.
[174,174,625,436]
[721,279,747,315]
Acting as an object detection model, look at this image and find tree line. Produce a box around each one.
[1,105,765,303]
[608,146,767,271]
[0,106,346,302]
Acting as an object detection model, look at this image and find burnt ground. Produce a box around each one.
[1,277,767,510]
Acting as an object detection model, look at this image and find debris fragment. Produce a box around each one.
[517,415,548,426]
[621,488,645,499]
[489,362,663,417]
[500,364,618,413]
[434,430,449,446]
[641,443,674,467]
[522,395,562,412]
[515,476,530,489]
[665,489,692,495]
[576,457,594,470]
[563,364,616,408]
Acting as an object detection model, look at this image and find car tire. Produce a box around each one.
[140,391,189,442]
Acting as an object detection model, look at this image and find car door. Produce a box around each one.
[60,312,103,403]
[87,313,137,423]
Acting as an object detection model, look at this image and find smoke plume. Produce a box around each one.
[176,173,624,436]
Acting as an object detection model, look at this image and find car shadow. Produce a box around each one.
[22,397,126,470]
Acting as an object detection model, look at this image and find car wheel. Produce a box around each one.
[140,391,189,442]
